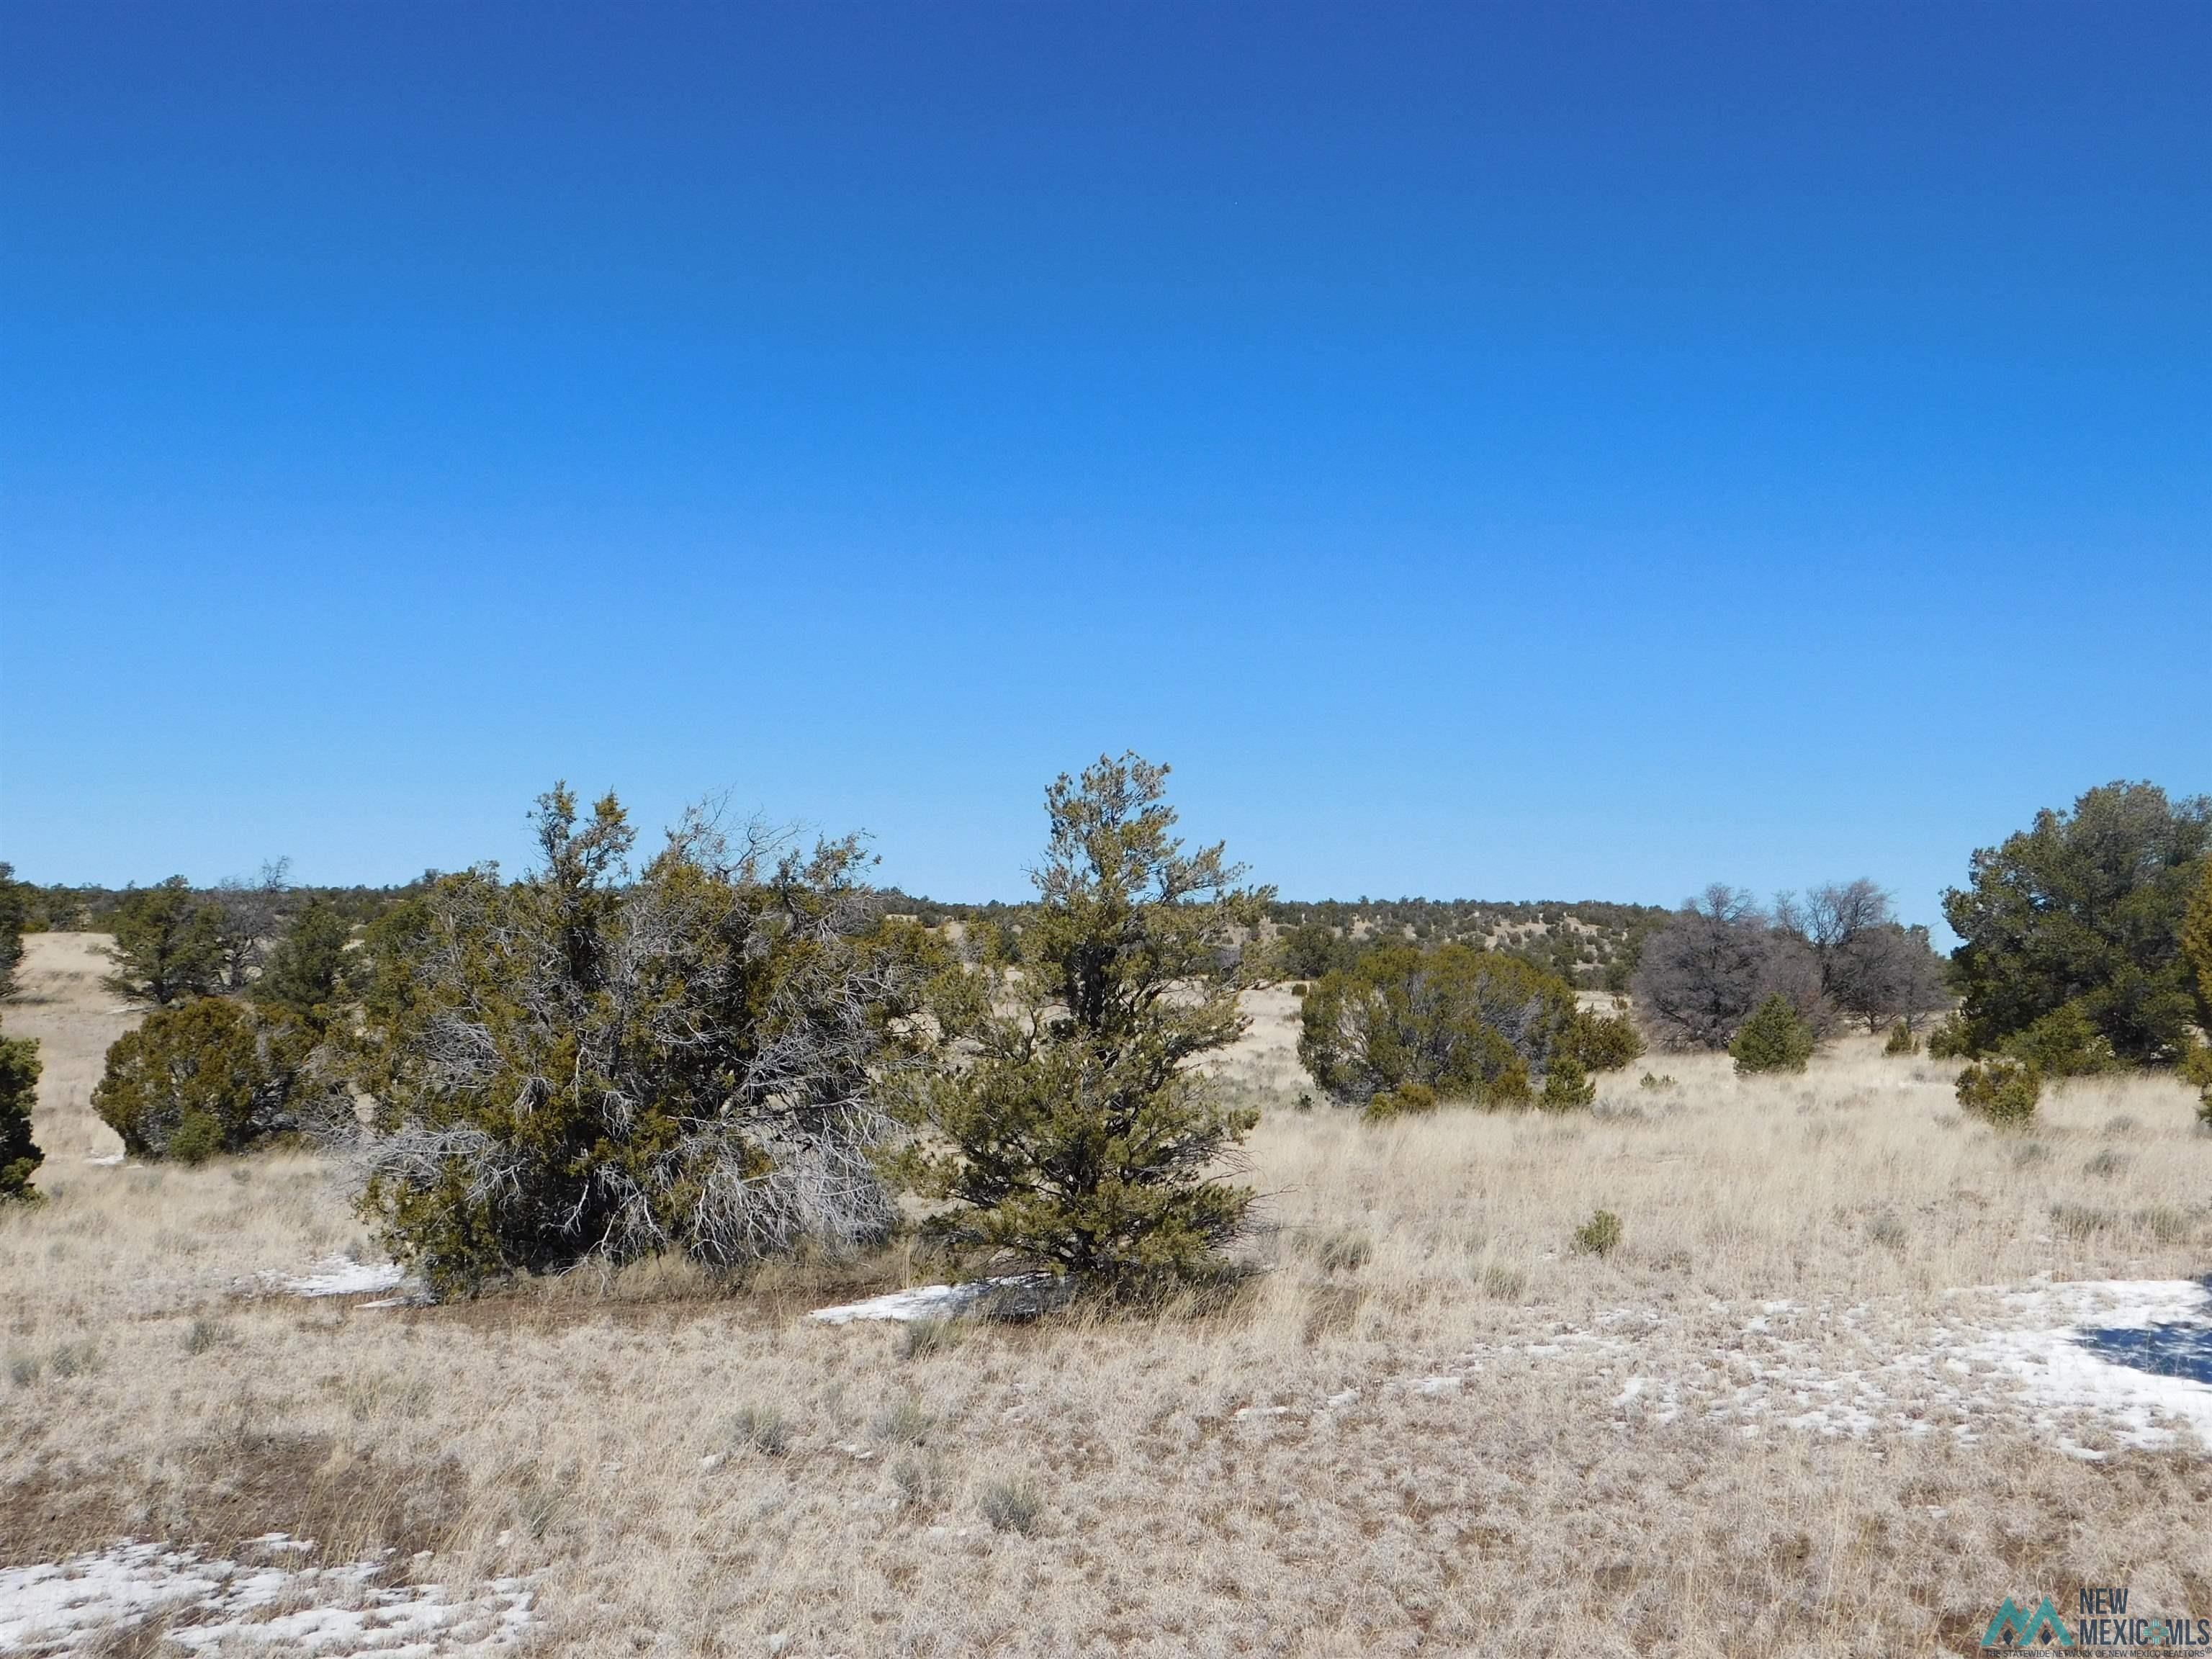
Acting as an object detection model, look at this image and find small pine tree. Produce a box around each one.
[1730,993,1817,1075]
[1956,1058,2039,1126]
[1572,1208,1622,1257]
[1883,1019,1919,1056]
[899,754,1270,1290]
[0,1035,42,1201]
[1539,1056,1596,1110]
[1566,1004,1645,1073]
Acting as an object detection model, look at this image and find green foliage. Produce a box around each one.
[91,997,289,1160]
[2002,1001,2118,1077]
[1565,1004,1645,1072]
[1272,920,1362,981]
[0,1035,42,1202]
[1361,1079,1437,1123]
[1943,781,2211,1064]
[0,863,32,1002]
[1925,1013,1974,1059]
[353,785,930,1297]
[1539,1055,1596,1110]
[898,754,1268,1290]
[1883,1020,1919,1056]
[1729,993,1817,1075]
[1298,942,1579,1109]
[1571,1209,1622,1257]
[103,878,225,1006]
[2185,860,2212,1028]
[2180,1041,2212,1128]
[1956,1058,2040,1126]
[251,897,358,1026]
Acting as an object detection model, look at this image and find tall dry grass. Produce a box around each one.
[4,934,2208,1656]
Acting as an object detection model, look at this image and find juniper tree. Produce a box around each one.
[103,878,224,1006]
[1298,942,1587,1108]
[1943,781,2211,1063]
[351,785,933,1296]
[251,896,357,1028]
[91,996,306,1161]
[0,863,32,1002]
[0,1035,42,1200]
[897,754,1271,1290]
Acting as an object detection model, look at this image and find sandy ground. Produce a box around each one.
[3,932,2210,1656]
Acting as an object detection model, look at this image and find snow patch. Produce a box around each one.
[263,1259,410,1300]
[0,1540,530,1655]
[1965,1278,2212,1454]
[806,1276,1043,1324]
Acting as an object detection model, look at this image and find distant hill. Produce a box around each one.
[877,889,1674,992]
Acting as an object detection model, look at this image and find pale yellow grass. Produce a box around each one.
[4,935,2210,1656]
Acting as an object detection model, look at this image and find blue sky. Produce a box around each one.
[3,2,2206,930]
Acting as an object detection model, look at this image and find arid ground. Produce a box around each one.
[4,932,2209,1656]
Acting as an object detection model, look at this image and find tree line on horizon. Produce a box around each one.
[1,775,2207,1299]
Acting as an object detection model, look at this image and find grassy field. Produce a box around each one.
[4,932,2209,1656]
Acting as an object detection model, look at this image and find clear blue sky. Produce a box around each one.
[4,2,2206,932]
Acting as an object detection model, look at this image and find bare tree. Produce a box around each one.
[1834,922,1951,1032]
[1631,886,1771,1049]
[1776,880,1947,1031]
[210,858,294,993]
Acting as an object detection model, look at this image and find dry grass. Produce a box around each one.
[4,933,2211,1655]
